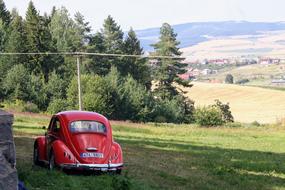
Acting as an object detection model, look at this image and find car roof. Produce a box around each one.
[56,111,109,124]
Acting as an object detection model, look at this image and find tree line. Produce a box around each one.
[0,1,202,123]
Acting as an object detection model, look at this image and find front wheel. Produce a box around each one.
[48,151,56,170]
[33,143,40,165]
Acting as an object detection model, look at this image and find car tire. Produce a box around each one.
[48,150,56,170]
[33,143,40,165]
[116,169,122,175]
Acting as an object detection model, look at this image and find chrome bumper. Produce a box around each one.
[59,163,123,171]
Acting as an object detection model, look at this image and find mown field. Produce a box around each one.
[12,113,285,190]
[184,82,285,124]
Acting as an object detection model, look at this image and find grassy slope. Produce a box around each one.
[183,82,285,123]
[203,63,285,87]
[13,113,285,190]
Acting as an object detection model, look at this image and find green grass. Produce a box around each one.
[13,113,285,190]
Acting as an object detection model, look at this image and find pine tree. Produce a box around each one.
[74,12,91,50]
[24,1,41,72]
[0,0,10,52]
[124,28,150,88]
[0,0,10,25]
[25,2,61,81]
[151,23,190,99]
[0,9,22,99]
[100,15,124,74]
[102,15,124,54]
[38,14,61,82]
[85,32,108,75]
[3,9,28,68]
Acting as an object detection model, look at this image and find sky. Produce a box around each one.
[4,0,285,31]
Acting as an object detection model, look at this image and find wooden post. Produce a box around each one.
[77,56,83,111]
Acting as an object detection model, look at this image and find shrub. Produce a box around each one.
[117,75,152,121]
[251,121,261,127]
[47,98,69,114]
[4,100,39,113]
[194,106,224,126]
[67,75,113,116]
[235,78,249,84]
[213,100,234,123]
[30,75,48,111]
[225,74,234,84]
[23,102,39,113]
[3,64,33,101]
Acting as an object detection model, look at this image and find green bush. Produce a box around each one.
[235,78,249,84]
[194,106,224,126]
[225,74,234,84]
[152,95,194,123]
[67,75,113,116]
[117,75,152,121]
[23,102,39,113]
[251,121,261,127]
[213,100,234,123]
[3,64,33,101]
[4,100,39,113]
[47,98,69,114]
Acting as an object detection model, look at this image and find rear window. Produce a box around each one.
[70,121,107,133]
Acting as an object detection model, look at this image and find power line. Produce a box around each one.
[0,52,184,59]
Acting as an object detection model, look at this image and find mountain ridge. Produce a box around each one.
[136,21,285,52]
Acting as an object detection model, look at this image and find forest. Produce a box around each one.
[0,1,198,123]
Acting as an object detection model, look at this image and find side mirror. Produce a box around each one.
[42,126,46,130]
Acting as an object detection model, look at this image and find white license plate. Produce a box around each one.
[80,152,104,158]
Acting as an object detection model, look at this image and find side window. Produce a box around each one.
[51,118,61,134]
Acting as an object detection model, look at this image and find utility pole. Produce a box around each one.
[77,56,83,111]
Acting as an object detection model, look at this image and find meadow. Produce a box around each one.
[13,113,285,190]
[184,82,285,124]
[203,63,285,87]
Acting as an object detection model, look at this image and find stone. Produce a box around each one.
[0,110,17,190]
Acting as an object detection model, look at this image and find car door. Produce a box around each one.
[46,117,61,159]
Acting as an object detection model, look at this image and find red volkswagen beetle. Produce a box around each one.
[33,111,123,173]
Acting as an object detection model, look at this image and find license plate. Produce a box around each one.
[80,152,104,158]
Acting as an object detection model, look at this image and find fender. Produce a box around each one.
[51,140,78,165]
[109,142,123,164]
[34,136,46,161]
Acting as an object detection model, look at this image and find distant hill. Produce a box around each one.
[136,21,285,52]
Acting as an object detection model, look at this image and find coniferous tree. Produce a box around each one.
[25,2,60,81]
[0,0,10,25]
[50,7,89,81]
[86,32,107,75]
[102,15,124,54]
[4,9,28,67]
[151,23,191,99]
[38,14,62,82]
[100,15,124,74]
[25,1,41,72]
[124,28,150,88]
[74,12,91,50]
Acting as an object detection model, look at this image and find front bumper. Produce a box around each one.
[59,163,123,171]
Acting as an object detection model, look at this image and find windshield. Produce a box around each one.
[70,120,107,133]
